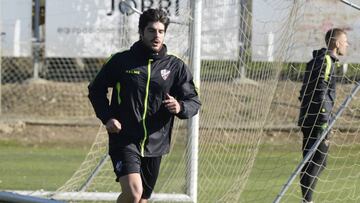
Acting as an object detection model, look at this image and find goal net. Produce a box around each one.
[1,0,360,203]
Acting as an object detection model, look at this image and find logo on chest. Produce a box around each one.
[160,69,171,80]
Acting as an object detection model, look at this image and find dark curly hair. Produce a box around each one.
[138,8,170,34]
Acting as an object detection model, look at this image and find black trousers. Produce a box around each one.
[300,126,330,202]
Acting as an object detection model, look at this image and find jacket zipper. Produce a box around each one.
[140,59,153,156]
[116,82,121,105]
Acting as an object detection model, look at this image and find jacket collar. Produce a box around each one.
[131,40,167,61]
[327,50,339,62]
[313,48,339,62]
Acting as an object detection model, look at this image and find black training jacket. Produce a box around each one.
[298,48,337,128]
[88,41,201,157]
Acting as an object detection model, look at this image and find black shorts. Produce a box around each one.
[110,149,162,199]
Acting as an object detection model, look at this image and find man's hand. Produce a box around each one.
[163,93,181,114]
[105,118,122,133]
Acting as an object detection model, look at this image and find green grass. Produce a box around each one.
[1,140,360,203]
[242,143,360,203]
[0,141,89,191]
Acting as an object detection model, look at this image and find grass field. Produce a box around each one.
[0,140,90,191]
[1,132,360,203]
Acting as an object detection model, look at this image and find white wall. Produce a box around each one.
[45,0,189,58]
[253,0,360,63]
[0,0,32,57]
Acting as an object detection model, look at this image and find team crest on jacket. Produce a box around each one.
[160,69,171,80]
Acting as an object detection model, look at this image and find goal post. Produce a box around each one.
[186,0,202,201]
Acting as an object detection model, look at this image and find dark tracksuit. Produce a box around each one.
[88,41,201,197]
[88,40,201,157]
[298,48,338,202]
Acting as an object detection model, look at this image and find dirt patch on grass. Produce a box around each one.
[0,122,99,147]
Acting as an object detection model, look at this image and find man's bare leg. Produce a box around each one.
[117,173,143,203]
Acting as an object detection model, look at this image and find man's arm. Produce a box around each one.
[171,63,201,119]
[315,57,331,97]
[311,57,332,124]
[88,55,117,124]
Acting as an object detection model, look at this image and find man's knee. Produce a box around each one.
[118,173,144,202]
[131,186,144,201]
[118,187,143,202]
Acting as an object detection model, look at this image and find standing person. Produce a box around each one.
[88,8,201,203]
[298,28,348,203]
